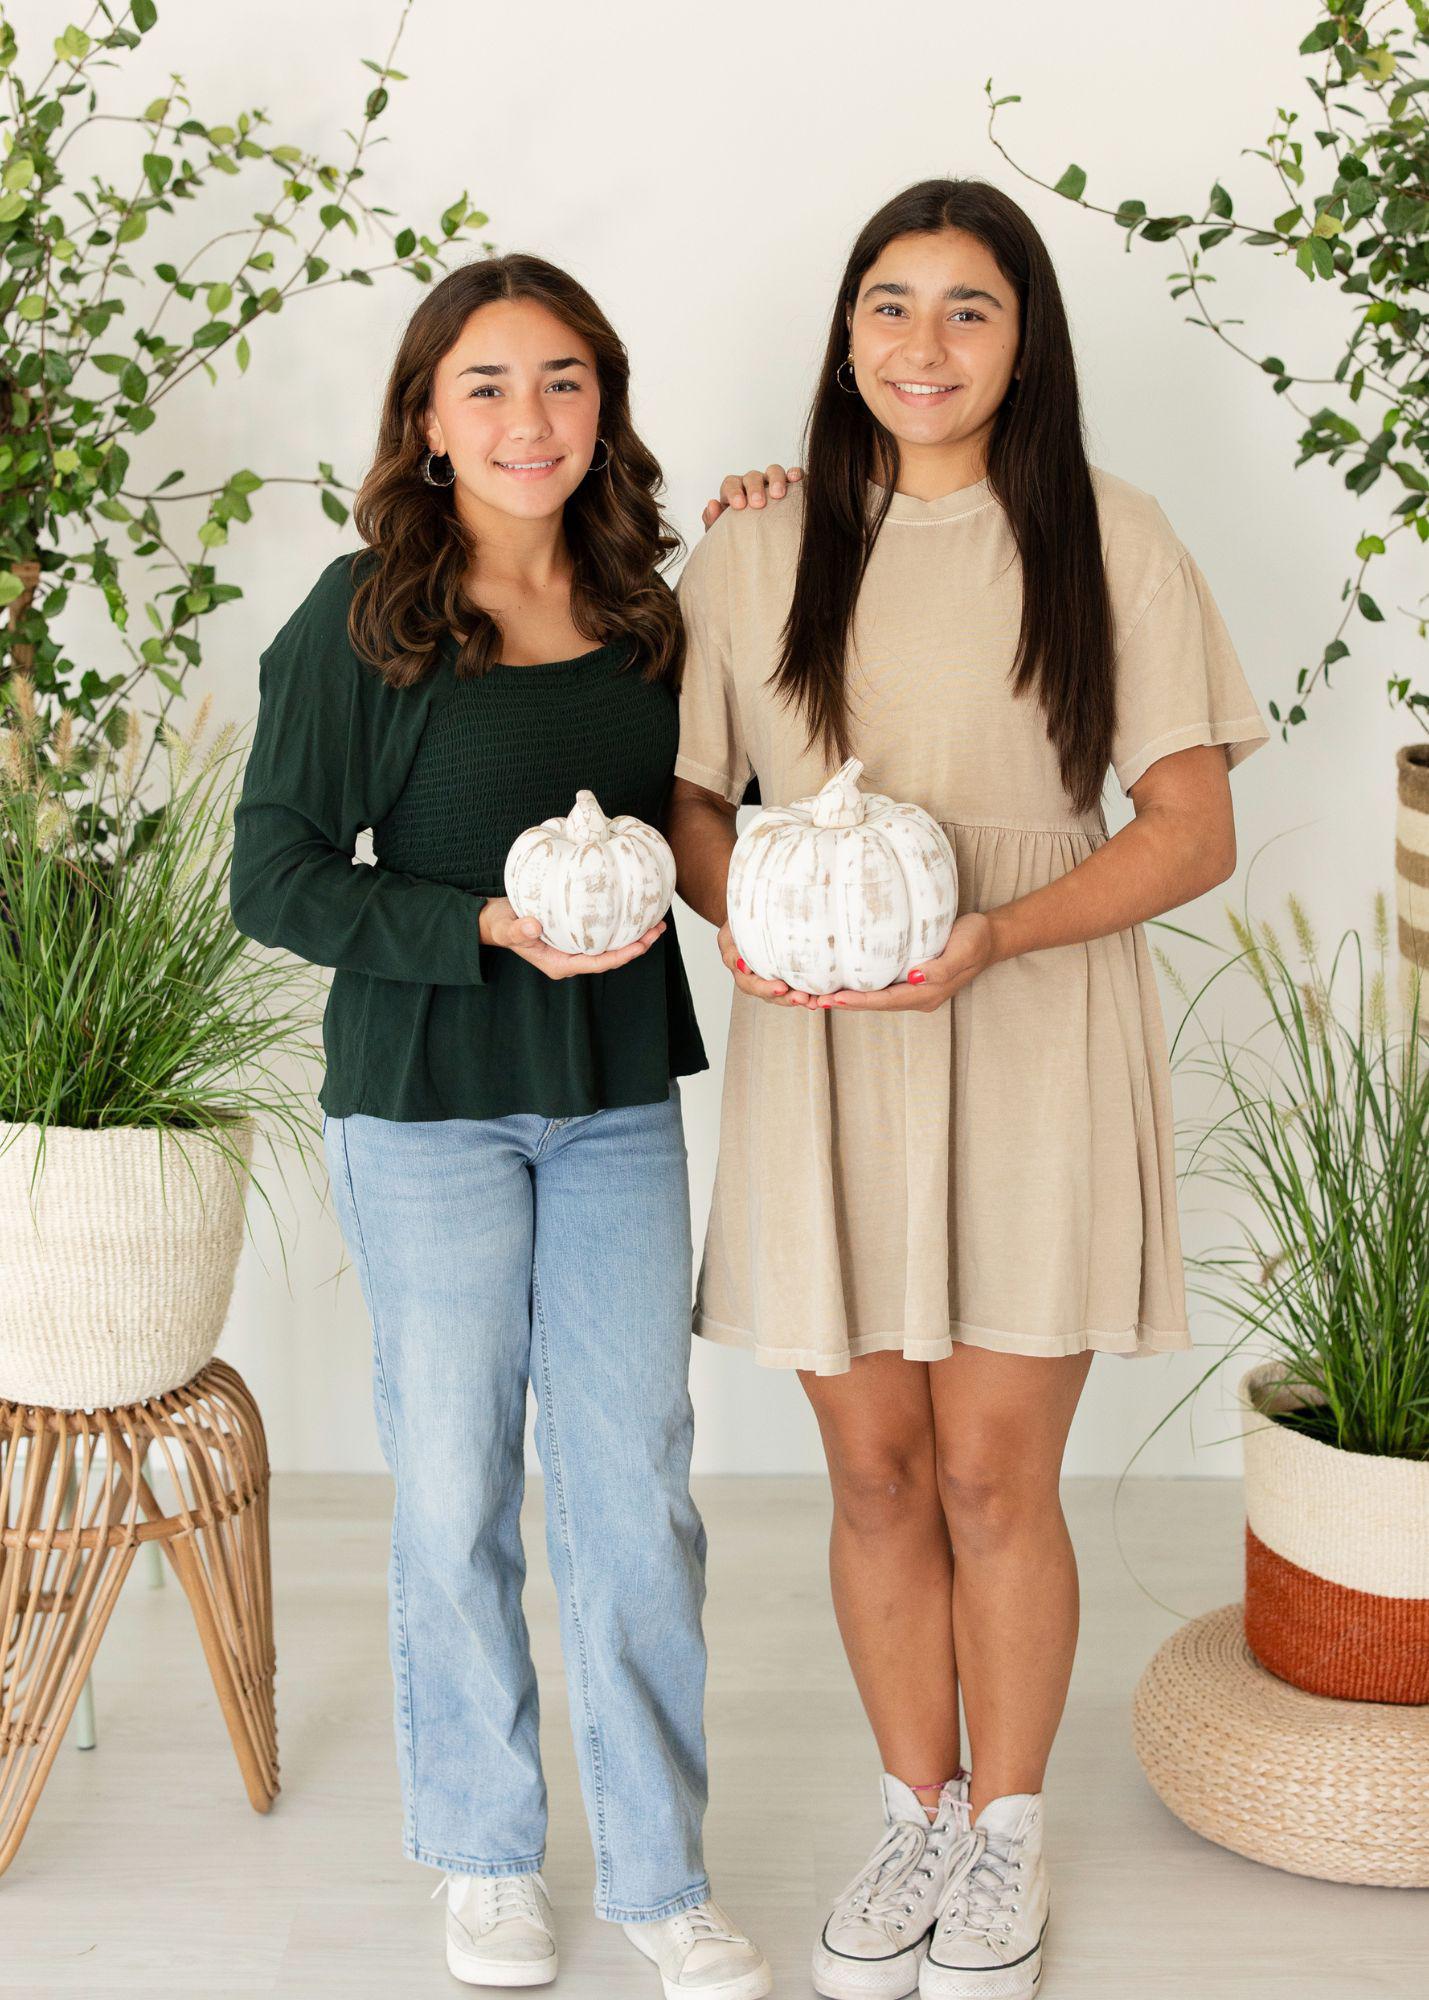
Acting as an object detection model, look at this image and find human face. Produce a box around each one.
[845,228,1020,491]
[422,297,601,525]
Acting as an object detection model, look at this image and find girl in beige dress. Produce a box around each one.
[668,179,1269,2000]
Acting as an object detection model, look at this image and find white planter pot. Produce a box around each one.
[1237,1358,1429,1703]
[0,1118,255,1410]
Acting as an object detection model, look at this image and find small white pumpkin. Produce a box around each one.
[503,789,676,955]
[727,757,957,994]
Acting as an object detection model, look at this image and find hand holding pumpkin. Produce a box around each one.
[812,910,998,1011]
[479,896,666,979]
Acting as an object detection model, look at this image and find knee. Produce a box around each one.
[936,1455,1055,1555]
[828,1450,938,1539]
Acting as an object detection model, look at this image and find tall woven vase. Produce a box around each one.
[1397,743,1429,1036]
[0,1118,255,1410]
[1238,1359,1429,1703]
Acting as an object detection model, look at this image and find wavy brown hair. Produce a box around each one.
[776,178,1115,817]
[349,253,684,688]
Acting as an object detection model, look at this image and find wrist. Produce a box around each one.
[985,903,1017,966]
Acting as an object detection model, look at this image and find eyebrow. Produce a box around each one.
[863,280,1004,311]
[457,357,591,377]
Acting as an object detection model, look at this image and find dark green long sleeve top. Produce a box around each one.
[229,551,708,1121]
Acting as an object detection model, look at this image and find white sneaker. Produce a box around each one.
[920,1793,1049,1999]
[622,1896,773,1999]
[812,1773,974,1999]
[430,1869,558,1987]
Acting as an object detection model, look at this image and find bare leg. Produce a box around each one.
[927,1346,1095,1822]
[800,1352,961,1803]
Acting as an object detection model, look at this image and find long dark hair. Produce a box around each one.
[350,253,684,689]
[775,179,1114,817]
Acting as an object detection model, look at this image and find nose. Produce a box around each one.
[503,392,553,444]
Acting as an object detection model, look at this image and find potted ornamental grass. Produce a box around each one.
[0,2,487,1408]
[1143,888,1428,1703]
[0,678,322,1408]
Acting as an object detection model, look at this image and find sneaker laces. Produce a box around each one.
[675,1902,748,1948]
[830,1816,952,1942]
[936,1827,1021,1946]
[430,1869,552,1932]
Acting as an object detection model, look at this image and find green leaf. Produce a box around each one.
[52,446,80,474]
[120,362,148,403]
[321,488,349,525]
[1208,181,1232,219]
[197,519,227,548]
[1299,20,1338,53]
[395,226,416,258]
[134,0,158,29]
[1274,206,1304,235]
[206,281,233,313]
[1324,641,1349,666]
[0,191,28,222]
[152,666,185,698]
[55,25,91,61]
[235,334,250,373]
[2,154,34,191]
[142,152,172,193]
[0,571,25,608]
[1356,534,1386,558]
[15,294,46,321]
[116,211,148,245]
[1358,592,1383,622]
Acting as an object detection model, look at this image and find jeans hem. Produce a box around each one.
[600,1875,712,1923]
[405,1840,546,1876]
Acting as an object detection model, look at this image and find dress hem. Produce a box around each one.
[693,1312,1193,1372]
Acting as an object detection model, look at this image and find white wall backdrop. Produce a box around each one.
[23,0,1414,1476]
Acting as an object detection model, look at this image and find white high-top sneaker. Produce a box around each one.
[812,1773,974,2000]
[621,1896,773,1999]
[429,1869,558,1987]
[920,1793,1049,2000]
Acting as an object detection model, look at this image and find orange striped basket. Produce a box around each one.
[1237,1359,1429,1704]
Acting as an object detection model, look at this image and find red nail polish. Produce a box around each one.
[736,956,747,973]
[909,970,926,985]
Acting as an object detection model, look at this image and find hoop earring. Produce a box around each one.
[835,356,859,395]
[586,437,611,475]
[421,448,455,488]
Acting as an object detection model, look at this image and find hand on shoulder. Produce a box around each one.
[701,464,802,532]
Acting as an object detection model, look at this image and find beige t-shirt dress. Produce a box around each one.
[673,466,1271,1374]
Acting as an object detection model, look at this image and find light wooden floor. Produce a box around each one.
[2,1475,1423,1997]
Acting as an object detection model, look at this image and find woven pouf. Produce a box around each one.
[1132,1602,1429,1886]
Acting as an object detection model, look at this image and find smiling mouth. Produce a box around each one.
[885,381,960,396]
[494,456,563,471]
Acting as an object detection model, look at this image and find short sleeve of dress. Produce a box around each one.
[1109,549,1271,796]
[673,521,752,808]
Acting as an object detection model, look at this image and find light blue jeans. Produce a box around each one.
[322,1084,711,1921]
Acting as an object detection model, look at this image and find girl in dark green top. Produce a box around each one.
[230,548,706,1121]
[229,253,771,2000]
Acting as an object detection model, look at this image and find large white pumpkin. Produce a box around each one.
[727,758,957,994]
[503,789,675,955]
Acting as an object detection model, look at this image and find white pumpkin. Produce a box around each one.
[503,789,676,955]
[727,757,957,994]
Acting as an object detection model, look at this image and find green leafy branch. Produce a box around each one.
[987,0,1429,747]
[0,0,491,794]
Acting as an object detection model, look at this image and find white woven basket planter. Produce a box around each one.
[0,1117,255,1411]
[1238,1359,1429,1703]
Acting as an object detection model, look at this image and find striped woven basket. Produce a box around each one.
[0,1118,254,1411]
[1237,1359,1429,1704]
[1397,743,1429,1036]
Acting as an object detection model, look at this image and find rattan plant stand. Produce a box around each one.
[0,1358,277,1876]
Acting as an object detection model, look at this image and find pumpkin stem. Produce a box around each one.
[565,789,610,844]
[810,757,867,829]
